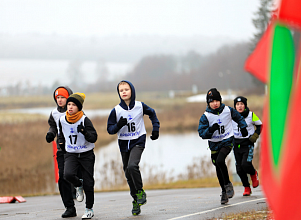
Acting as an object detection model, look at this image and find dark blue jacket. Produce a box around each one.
[198,103,247,151]
[107,80,160,152]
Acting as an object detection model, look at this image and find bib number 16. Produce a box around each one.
[126,122,136,132]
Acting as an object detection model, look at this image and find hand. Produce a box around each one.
[209,123,220,133]
[59,143,66,153]
[117,116,127,129]
[241,127,248,137]
[249,133,259,143]
[150,130,159,140]
[77,122,86,135]
[46,132,55,143]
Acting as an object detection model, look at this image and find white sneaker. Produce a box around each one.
[82,208,94,219]
[76,179,84,202]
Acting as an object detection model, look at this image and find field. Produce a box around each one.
[0,91,265,197]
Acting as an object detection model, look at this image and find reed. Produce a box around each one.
[0,93,264,196]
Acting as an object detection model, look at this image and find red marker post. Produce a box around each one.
[52,142,59,183]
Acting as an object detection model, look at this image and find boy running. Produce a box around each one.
[107,80,160,216]
[46,86,76,218]
[58,93,97,219]
[198,88,248,205]
[232,96,262,196]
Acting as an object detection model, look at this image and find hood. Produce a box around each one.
[53,86,73,112]
[117,80,136,110]
[206,103,225,115]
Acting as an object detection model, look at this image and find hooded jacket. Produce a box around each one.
[107,80,160,152]
[47,86,73,150]
[198,103,247,151]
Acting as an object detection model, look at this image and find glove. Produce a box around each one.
[117,116,127,129]
[241,127,248,137]
[150,130,159,140]
[77,122,86,135]
[59,143,66,153]
[249,133,259,143]
[209,123,220,133]
[46,132,55,143]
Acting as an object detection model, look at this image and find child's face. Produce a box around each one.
[67,102,79,115]
[235,102,245,113]
[119,83,131,102]
[56,95,67,107]
[209,100,221,109]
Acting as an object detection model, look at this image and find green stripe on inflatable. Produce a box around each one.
[270,24,294,167]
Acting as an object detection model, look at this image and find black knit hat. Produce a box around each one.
[66,93,86,111]
[206,88,222,104]
[234,96,247,109]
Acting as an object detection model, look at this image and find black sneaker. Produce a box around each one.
[62,206,77,218]
[220,191,229,205]
[132,200,141,216]
[136,189,147,206]
[225,182,234,198]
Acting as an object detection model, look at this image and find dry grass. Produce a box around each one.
[0,92,265,196]
[211,207,274,220]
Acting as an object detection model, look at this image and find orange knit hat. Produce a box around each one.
[55,88,69,99]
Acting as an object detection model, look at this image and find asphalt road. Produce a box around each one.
[0,186,267,220]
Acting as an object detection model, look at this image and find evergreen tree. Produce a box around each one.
[249,0,274,91]
[250,0,274,51]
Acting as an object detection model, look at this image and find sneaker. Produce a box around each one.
[243,187,252,196]
[62,206,77,218]
[82,208,94,219]
[136,189,147,206]
[251,171,259,188]
[221,191,229,204]
[76,179,84,202]
[132,200,141,216]
[225,182,235,198]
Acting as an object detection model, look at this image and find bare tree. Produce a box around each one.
[67,60,84,91]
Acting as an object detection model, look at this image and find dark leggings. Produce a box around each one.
[57,150,75,208]
[234,144,256,187]
[211,146,232,192]
[121,145,144,200]
[64,150,95,209]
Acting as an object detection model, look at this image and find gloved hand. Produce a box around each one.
[150,130,159,140]
[46,132,55,143]
[249,133,259,143]
[59,142,66,153]
[77,122,86,135]
[241,127,248,137]
[117,116,127,129]
[209,123,220,133]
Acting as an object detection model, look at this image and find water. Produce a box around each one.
[1,107,111,118]
[0,59,133,87]
[93,133,237,190]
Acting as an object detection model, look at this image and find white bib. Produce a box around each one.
[115,101,146,140]
[204,106,234,142]
[52,108,64,132]
[232,111,262,139]
[60,115,95,153]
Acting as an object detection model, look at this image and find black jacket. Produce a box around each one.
[47,86,73,150]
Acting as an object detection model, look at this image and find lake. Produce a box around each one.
[0,59,133,87]
[94,132,238,190]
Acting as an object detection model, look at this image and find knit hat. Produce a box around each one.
[206,88,222,104]
[55,88,69,99]
[66,92,86,111]
[234,96,247,109]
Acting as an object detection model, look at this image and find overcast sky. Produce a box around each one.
[0,0,260,40]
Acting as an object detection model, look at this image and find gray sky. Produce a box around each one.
[0,0,260,40]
